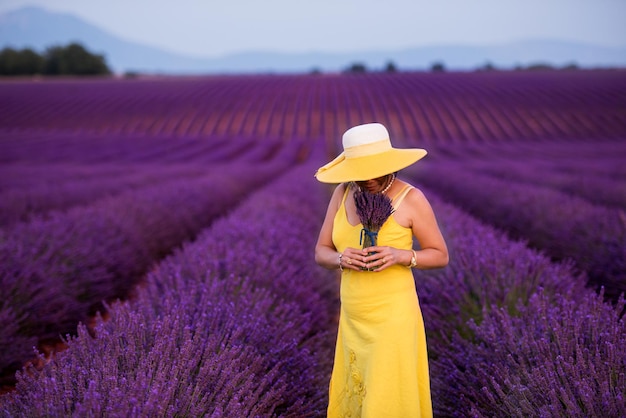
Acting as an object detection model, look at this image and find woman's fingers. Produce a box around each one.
[342,248,368,270]
[342,247,400,271]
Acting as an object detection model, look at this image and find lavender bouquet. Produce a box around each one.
[354,188,394,270]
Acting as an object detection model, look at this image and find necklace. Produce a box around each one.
[379,173,395,195]
[353,173,395,195]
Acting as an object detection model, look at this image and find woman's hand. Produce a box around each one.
[362,246,407,272]
[339,247,370,271]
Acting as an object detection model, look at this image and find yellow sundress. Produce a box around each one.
[328,184,432,418]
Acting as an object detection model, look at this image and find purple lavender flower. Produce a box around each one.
[353,187,394,249]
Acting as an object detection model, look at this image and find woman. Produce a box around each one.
[314,123,449,418]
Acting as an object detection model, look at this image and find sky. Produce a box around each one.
[1,0,625,58]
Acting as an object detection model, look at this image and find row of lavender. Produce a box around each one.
[0,133,305,228]
[428,139,626,211]
[429,138,626,181]
[2,71,624,143]
[0,131,295,165]
[2,164,623,416]
[416,139,626,301]
[0,163,210,227]
[1,164,340,416]
[0,154,295,385]
[409,186,625,416]
[463,159,626,209]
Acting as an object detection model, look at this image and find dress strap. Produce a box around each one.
[341,183,351,205]
[391,184,413,210]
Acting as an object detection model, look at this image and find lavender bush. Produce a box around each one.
[408,188,588,344]
[0,130,290,165]
[413,161,626,300]
[0,164,212,227]
[1,164,340,417]
[0,162,133,193]
[0,132,208,164]
[404,184,625,416]
[2,165,625,416]
[467,159,626,210]
[0,129,308,229]
[2,300,293,417]
[433,290,626,417]
[0,163,284,382]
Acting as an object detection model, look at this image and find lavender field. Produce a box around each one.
[0,71,625,417]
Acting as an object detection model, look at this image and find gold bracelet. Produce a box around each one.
[408,250,417,268]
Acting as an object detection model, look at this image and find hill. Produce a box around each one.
[1,6,625,74]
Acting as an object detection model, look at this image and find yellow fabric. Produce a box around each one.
[328,186,433,418]
[344,139,391,158]
[390,184,413,210]
[314,148,427,183]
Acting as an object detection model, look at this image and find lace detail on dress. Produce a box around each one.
[341,349,366,417]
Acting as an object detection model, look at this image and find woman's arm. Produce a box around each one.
[406,187,449,269]
[315,184,369,271]
[315,184,345,270]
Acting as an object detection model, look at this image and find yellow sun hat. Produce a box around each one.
[315,122,427,183]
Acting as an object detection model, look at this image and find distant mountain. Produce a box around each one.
[1,6,625,74]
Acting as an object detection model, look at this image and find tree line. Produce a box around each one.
[1,41,587,76]
[0,43,110,76]
[340,60,583,74]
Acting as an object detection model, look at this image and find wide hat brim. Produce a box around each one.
[315,148,427,183]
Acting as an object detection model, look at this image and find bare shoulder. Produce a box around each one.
[329,182,348,210]
[396,181,440,231]
[333,182,348,195]
[402,182,435,212]
[399,181,428,202]
[331,182,348,200]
